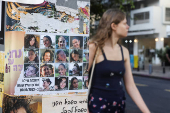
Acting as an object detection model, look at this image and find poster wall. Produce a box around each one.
[4,31,25,95]
[4,32,89,95]
[4,0,90,96]
[0,51,4,108]
[3,1,90,112]
[6,0,90,34]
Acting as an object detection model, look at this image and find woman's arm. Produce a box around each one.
[87,42,97,71]
[87,42,98,113]
[123,47,150,113]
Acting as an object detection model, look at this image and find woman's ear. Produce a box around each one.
[111,23,117,31]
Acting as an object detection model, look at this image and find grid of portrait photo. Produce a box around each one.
[24,34,89,92]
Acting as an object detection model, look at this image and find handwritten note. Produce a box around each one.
[42,94,88,113]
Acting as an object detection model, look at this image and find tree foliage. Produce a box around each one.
[90,0,135,20]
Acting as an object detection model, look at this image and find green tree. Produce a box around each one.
[90,0,135,20]
[90,0,135,35]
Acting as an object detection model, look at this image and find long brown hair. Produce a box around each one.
[24,35,39,48]
[90,9,126,48]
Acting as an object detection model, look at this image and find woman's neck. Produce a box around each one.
[105,33,119,49]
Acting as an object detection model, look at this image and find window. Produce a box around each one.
[134,12,150,25]
[166,8,170,21]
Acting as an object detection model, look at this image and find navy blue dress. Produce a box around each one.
[88,44,126,113]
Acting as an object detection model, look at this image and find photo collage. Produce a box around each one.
[24,34,89,92]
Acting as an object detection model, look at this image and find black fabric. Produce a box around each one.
[88,44,126,112]
[165,48,170,66]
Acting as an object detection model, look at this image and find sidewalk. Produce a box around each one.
[132,64,170,80]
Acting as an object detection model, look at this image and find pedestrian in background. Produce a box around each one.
[165,46,170,66]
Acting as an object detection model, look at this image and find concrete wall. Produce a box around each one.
[129,6,167,37]
[153,7,167,37]
[166,25,170,35]
[159,0,170,7]
[129,7,155,31]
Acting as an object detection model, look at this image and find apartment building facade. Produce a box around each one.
[125,0,170,65]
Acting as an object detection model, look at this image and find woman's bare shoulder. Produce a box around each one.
[89,42,97,51]
[121,45,128,52]
[121,45,129,60]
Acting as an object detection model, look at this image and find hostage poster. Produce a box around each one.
[4,0,90,96]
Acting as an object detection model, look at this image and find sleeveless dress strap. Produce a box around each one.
[101,48,107,61]
[119,44,124,61]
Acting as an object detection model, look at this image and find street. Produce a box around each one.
[124,76,170,113]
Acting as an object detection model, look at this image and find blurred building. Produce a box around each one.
[124,0,170,65]
[91,0,170,65]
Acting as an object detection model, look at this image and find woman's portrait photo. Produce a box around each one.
[55,49,69,63]
[69,63,82,76]
[24,64,39,78]
[40,64,54,77]
[24,49,39,63]
[84,36,89,49]
[69,77,82,90]
[83,50,89,62]
[40,35,55,49]
[2,94,42,113]
[24,34,40,49]
[40,49,54,63]
[56,35,69,49]
[55,63,68,77]
[70,36,83,49]
[83,76,88,89]
[54,77,68,91]
[70,49,83,63]
[39,78,54,91]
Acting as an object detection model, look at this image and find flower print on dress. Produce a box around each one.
[99,97,103,101]
[93,104,97,108]
[113,101,117,106]
[91,96,94,101]
[122,100,125,105]
[119,81,122,85]
[100,105,106,109]
[106,83,110,88]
